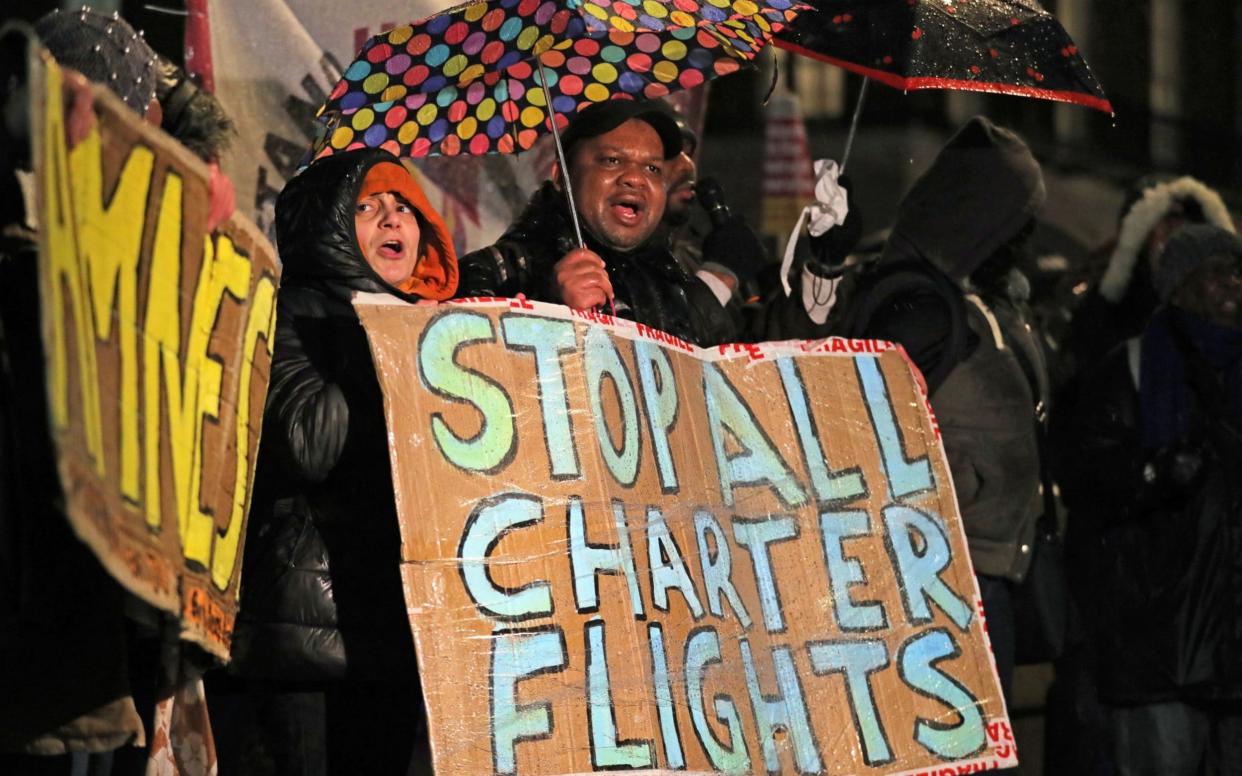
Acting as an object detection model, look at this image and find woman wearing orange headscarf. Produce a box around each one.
[224,150,456,775]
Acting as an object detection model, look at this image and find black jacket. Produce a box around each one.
[230,149,429,683]
[457,182,737,347]
[1056,330,1242,703]
[843,260,1045,581]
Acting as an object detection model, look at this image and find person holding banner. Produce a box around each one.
[2,12,219,773]
[223,148,457,775]
[457,99,753,347]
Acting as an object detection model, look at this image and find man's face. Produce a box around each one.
[355,191,422,286]
[664,148,697,227]
[1171,252,1242,329]
[567,119,667,251]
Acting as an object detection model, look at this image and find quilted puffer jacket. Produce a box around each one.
[230,148,454,682]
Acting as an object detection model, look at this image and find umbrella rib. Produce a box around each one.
[928,5,1028,40]
[507,73,520,152]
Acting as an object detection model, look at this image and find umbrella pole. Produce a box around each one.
[840,77,869,175]
[536,54,586,249]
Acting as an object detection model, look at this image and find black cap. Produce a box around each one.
[560,99,682,163]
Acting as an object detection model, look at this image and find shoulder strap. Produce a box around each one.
[980,296,1057,526]
[845,262,970,391]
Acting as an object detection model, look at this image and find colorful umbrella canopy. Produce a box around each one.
[311,0,805,161]
[774,0,1111,113]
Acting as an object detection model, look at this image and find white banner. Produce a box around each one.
[206,0,549,251]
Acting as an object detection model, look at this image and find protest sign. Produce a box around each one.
[356,295,1018,775]
[33,55,279,658]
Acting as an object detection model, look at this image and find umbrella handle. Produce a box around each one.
[840,77,869,176]
[536,54,586,249]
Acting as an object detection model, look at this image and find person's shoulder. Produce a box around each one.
[276,282,350,320]
[850,261,958,327]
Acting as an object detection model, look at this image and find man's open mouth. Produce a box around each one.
[610,197,644,225]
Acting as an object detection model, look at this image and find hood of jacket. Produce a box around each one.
[1097,176,1236,304]
[884,116,1046,285]
[275,148,457,302]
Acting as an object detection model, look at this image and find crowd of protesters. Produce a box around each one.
[2,6,1242,776]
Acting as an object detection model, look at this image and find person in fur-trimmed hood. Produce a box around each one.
[1065,174,1235,370]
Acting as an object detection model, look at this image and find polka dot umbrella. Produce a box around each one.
[313,0,806,159]
[311,0,806,245]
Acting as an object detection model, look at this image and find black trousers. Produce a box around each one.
[210,676,430,776]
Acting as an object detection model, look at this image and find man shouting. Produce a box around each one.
[457,100,743,346]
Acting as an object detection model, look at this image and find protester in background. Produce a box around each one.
[663,114,701,271]
[1056,224,1242,776]
[662,112,769,309]
[1,13,198,775]
[223,149,455,775]
[32,9,237,233]
[1064,174,1234,372]
[456,99,748,346]
[837,116,1050,703]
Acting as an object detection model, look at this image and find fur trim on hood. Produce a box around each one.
[1098,176,1235,303]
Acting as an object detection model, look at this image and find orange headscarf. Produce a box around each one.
[356,161,459,300]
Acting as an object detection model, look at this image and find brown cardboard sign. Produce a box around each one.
[357,295,1018,775]
[32,55,279,659]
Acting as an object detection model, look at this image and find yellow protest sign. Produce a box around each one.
[32,55,279,658]
[357,295,1018,775]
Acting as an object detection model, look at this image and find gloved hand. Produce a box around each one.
[807,174,863,274]
[701,215,766,287]
[1141,440,1207,504]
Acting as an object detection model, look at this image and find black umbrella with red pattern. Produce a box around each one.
[775,0,1111,113]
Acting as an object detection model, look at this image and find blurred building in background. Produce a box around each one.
[7,0,1238,253]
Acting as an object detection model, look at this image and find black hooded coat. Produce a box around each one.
[841,117,1049,581]
[230,149,443,683]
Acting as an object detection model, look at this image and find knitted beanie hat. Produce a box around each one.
[1153,224,1242,302]
[35,8,157,117]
